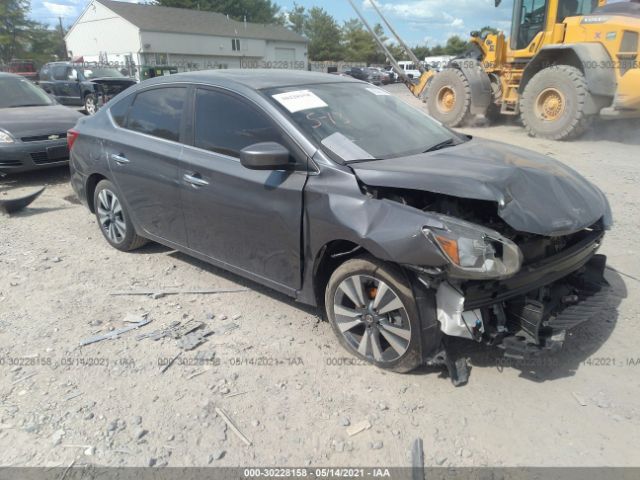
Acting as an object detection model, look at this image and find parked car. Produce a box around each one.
[69,70,611,383]
[363,67,382,86]
[397,61,421,80]
[0,73,83,173]
[370,67,392,85]
[7,59,38,82]
[341,66,369,82]
[38,62,137,115]
[384,66,398,82]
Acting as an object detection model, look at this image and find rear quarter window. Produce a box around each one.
[109,94,135,128]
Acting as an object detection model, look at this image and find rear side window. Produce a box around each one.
[109,94,134,127]
[126,87,186,142]
[193,88,283,157]
[52,65,68,80]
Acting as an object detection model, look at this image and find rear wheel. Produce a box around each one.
[426,68,472,127]
[84,94,97,115]
[93,180,147,252]
[324,256,422,373]
[520,65,592,140]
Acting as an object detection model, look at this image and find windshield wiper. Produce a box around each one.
[423,138,456,153]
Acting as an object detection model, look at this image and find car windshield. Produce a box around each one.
[82,68,125,79]
[0,76,53,108]
[264,82,459,162]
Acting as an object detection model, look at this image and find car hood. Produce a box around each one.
[88,77,137,85]
[350,138,611,236]
[1,104,83,139]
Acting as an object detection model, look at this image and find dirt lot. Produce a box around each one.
[1,84,639,469]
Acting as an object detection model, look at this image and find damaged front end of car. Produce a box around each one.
[361,183,611,386]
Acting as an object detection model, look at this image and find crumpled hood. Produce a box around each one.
[350,138,611,236]
[1,104,83,139]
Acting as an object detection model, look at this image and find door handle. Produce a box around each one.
[183,173,209,187]
[111,153,129,164]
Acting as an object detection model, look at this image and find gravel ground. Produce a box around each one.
[0,83,639,468]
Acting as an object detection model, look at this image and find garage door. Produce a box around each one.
[274,48,295,62]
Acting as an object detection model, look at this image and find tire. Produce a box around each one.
[93,180,147,252]
[520,65,593,140]
[324,255,422,373]
[425,68,473,127]
[84,93,97,115]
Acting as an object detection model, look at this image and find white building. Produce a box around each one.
[65,0,308,77]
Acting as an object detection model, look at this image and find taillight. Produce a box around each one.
[67,129,79,150]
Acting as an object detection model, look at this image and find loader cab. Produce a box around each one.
[509,0,600,52]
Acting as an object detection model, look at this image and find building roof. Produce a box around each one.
[97,0,307,43]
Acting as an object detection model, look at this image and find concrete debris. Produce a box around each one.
[80,316,152,346]
[208,450,226,462]
[160,352,182,374]
[215,407,251,446]
[369,441,383,450]
[572,392,588,406]
[346,420,371,437]
[411,438,424,480]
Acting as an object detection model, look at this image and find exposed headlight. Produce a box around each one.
[422,214,522,279]
[0,130,15,144]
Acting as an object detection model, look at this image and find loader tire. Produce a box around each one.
[426,68,473,127]
[520,65,593,140]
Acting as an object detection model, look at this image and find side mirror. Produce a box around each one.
[240,142,291,170]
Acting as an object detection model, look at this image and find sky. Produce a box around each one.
[28,0,516,46]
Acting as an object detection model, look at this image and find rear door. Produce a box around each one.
[105,86,188,246]
[178,86,307,292]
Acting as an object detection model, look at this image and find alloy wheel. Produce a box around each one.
[96,188,126,244]
[333,274,411,363]
[85,96,97,115]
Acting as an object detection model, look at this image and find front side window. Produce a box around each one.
[511,0,547,50]
[126,87,186,141]
[193,88,284,157]
[263,82,455,163]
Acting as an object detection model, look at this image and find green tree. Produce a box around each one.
[0,0,33,64]
[411,44,431,61]
[287,2,306,35]
[304,7,343,61]
[341,19,388,64]
[153,0,281,24]
[444,35,470,55]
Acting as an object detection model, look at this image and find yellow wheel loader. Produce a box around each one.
[349,0,640,140]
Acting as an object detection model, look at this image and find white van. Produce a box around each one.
[397,61,421,80]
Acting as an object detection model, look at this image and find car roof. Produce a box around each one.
[142,69,361,90]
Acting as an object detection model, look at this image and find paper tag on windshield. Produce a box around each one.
[272,90,327,113]
[366,87,390,96]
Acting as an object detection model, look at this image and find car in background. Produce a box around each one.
[69,70,611,383]
[341,67,369,82]
[7,59,39,82]
[0,73,83,173]
[363,67,382,86]
[369,67,392,85]
[38,62,137,115]
[397,61,421,80]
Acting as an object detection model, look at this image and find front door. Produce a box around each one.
[106,86,188,246]
[179,87,307,292]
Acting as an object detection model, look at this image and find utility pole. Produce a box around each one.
[58,17,67,60]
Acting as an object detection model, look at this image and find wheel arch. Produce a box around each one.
[520,43,617,98]
[85,173,108,213]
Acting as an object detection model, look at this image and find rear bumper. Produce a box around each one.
[0,139,70,173]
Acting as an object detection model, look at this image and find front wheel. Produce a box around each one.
[425,68,472,127]
[324,256,422,373]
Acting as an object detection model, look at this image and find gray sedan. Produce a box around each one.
[69,70,611,384]
[0,72,83,173]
